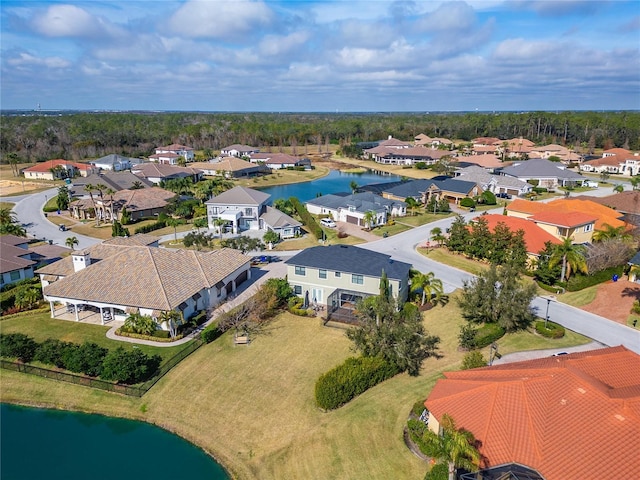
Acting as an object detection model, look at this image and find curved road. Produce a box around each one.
[6,187,640,354]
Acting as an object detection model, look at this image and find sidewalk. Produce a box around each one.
[105,261,288,347]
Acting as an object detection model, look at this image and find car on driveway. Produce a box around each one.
[320,218,336,228]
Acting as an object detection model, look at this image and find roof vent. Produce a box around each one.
[615,414,625,422]
[560,399,567,406]
[577,388,586,394]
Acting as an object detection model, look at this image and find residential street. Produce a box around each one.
[6,186,640,354]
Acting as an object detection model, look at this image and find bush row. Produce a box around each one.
[474,323,506,348]
[314,356,400,410]
[534,321,565,338]
[459,197,475,208]
[566,265,624,292]
[134,219,167,234]
[290,197,323,240]
[0,333,161,384]
[116,329,179,342]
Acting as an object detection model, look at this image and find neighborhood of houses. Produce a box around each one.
[3,133,640,480]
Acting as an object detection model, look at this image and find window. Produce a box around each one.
[319,269,327,279]
[335,272,341,277]
[293,285,302,295]
[245,208,253,216]
[295,266,306,276]
[584,224,593,232]
[9,270,20,281]
[352,274,364,285]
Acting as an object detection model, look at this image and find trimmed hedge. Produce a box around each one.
[115,328,181,342]
[424,463,448,480]
[566,265,624,291]
[535,321,565,338]
[134,220,167,234]
[460,197,475,208]
[290,197,323,240]
[474,323,505,348]
[315,356,399,410]
[201,326,222,344]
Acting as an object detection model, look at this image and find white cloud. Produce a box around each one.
[258,31,310,57]
[7,52,70,69]
[30,4,119,39]
[416,1,477,32]
[169,1,274,39]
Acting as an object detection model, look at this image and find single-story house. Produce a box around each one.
[70,187,175,222]
[220,144,260,158]
[305,192,406,228]
[424,346,640,480]
[366,146,454,166]
[37,236,250,327]
[70,172,154,197]
[247,152,311,170]
[190,158,269,178]
[500,159,586,188]
[455,165,533,197]
[22,159,98,180]
[0,235,36,289]
[132,163,203,185]
[260,206,302,239]
[285,245,411,322]
[360,178,482,205]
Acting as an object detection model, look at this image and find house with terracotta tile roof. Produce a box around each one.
[574,191,640,226]
[424,346,640,480]
[528,211,597,243]
[37,237,250,327]
[69,187,175,222]
[22,159,99,180]
[456,154,508,170]
[481,214,560,258]
[0,235,36,289]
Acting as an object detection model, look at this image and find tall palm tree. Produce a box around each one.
[431,227,446,247]
[362,210,376,230]
[105,188,116,223]
[0,207,26,237]
[95,184,108,223]
[167,217,181,243]
[65,236,79,250]
[214,218,227,237]
[592,223,633,242]
[193,217,208,233]
[159,310,182,339]
[410,270,444,306]
[84,184,99,225]
[549,238,587,282]
[422,414,480,480]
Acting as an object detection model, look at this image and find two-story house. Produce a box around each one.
[150,144,195,164]
[285,245,411,323]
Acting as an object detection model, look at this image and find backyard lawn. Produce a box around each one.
[0,298,591,480]
[235,165,330,188]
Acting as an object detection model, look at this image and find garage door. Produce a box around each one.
[346,215,359,225]
[235,270,248,286]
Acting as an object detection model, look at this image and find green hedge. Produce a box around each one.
[460,197,475,208]
[566,265,624,291]
[537,281,560,293]
[315,356,399,410]
[424,463,448,480]
[201,326,222,344]
[134,220,167,234]
[115,328,181,343]
[535,321,565,338]
[474,323,505,348]
[290,197,322,240]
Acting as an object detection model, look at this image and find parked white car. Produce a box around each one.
[320,218,336,228]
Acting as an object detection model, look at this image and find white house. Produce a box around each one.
[151,144,195,164]
[305,192,406,228]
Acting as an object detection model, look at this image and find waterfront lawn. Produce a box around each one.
[0,309,189,361]
[235,165,330,189]
[1,300,592,480]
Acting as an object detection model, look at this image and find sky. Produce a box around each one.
[1,0,639,112]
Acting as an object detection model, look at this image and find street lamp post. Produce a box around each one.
[544,295,556,329]
[489,342,499,366]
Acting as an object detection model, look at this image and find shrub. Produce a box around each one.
[100,347,161,384]
[0,289,16,313]
[480,191,497,205]
[62,342,108,377]
[315,356,399,410]
[407,418,430,453]
[461,350,487,370]
[424,463,448,480]
[34,339,75,368]
[0,333,38,362]
[532,187,548,194]
[566,265,624,291]
[460,197,475,208]
[458,324,477,350]
[535,321,565,338]
[412,399,427,417]
[134,220,166,234]
[474,323,506,348]
[632,301,640,315]
[201,326,222,344]
[290,197,323,240]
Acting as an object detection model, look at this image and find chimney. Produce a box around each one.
[388,135,392,140]
[72,251,91,272]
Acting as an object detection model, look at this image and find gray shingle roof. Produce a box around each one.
[501,159,585,180]
[205,186,270,206]
[260,206,301,229]
[306,192,406,213]
[285,245,411,280]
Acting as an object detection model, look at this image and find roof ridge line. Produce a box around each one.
[148,248,172,310]
[190,249,211,287]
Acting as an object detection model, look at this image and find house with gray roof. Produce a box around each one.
[499,159,586,188]
[38,236,251,328]
[260,206,301,239]
[305,192,406,228]
[285,245,411,322]
[360,178,482,205]
[0,235,36,289]
[455,165,533,197]
[90,154,143,172]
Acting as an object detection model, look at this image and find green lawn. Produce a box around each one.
[557,286,598,307]
[420,248,489,276]
[0,299,592,480]
[0,201,15,210]
[0,309,189,360]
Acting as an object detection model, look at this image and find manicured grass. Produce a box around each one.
[397,212,452,227]
[330,155,437,180]
[627,315,640,329]
[0,201,15,210]
[371,222,412,237]
[65,221,115,240]
[272,231,364,251]
[420,248,489,276]
[235,166,330,189]
[0,299,593,480]
[0,308,189,360]
[558,285,598,307]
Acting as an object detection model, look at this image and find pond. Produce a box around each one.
[259,169,401,203]
[0,404,229,480]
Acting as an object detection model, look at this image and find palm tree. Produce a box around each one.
[592,223,633,242]
[65,236,79,249]
[405,197,419,216]
[431,227,446,247]
[167,217,181,243]
[0,207,26,237]
[350,180,358,194]
[193,217,208,233]
[362,210,376,230]
[130,181,145,190]
[214,217,227,237]
[422,414,480,480]
[549,238,587,282]
[410,270,444,306]
[159,310,182,339]
[84,184,99,225]
[95,184,108,223]
[105,188,116,223]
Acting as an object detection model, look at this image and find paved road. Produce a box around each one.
[8,186,640,354]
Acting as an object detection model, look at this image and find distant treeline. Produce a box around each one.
[1,111,639,163]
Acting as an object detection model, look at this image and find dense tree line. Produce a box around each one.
[2,110,639,163]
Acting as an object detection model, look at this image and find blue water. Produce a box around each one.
[260,169,400,203]
[0,404,229,480]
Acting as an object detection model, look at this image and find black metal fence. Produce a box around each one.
[1,336,205,397]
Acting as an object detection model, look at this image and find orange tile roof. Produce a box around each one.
[425,346,640,480]
[23,159,94,172]
[529,210,597,228]
[482,214,560,254]
[508,198,626,231]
